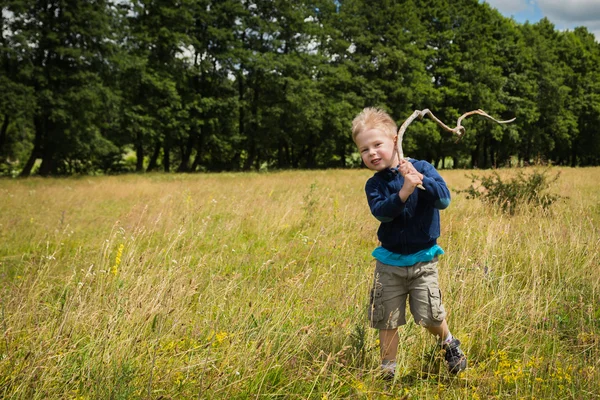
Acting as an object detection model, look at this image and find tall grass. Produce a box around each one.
[0,168,598,399]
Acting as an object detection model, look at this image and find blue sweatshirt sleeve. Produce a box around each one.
[417,161,451,209]
[365,178,405,223]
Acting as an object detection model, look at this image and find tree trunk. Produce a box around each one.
[38,152,54,176]
[524,135,532,165]
[472,135,481,168]
[482,135,489,168]
[37,115,54,176]
[338,141,345,168]
[237,47,246,170]
[146,141,161,171]
[306,133,316,169]
[243,81,260,171]
[191,126,204,171]
[277,138,286,169]
[178,129,196,172]
[285,144,291,169]
[163,135,170,173]
[291,145,298,168]
[20,138,41,177]
[0,115,9,153]
[452,156,459,169]
[135,131,144,172]
[243,139,256,171]
[21,116,43,177]
[177,142,188,172]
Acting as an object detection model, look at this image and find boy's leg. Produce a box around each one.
[380,328,399,362]
[368,261,410,379]
[379,328,399,380]
[426,319,466,374]
[407,259,467,374]
[425,319,449,341]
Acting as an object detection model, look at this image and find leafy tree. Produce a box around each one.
[557,28,600,166]
[0,3,36,173]
[1,0,600,175]
[518,19,574,166]
[4,0,120,176]
[117,0,193,173]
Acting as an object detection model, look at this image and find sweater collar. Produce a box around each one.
[375,164,401,181]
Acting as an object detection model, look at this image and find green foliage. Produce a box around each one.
[2,0,600,175]
[459,168,563,214]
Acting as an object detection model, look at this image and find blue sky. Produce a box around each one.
[482,0,600,40]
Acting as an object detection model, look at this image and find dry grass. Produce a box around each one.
[0,167,599,399]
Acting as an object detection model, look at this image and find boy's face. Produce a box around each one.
[355,128,397,171]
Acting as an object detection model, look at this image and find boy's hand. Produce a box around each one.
[398,159,423,181]
[399,172,423,202]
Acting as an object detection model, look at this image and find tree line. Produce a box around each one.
[2,0,600,176]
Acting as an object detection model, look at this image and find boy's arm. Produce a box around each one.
[365,179,405,223]
[417,162,451,209]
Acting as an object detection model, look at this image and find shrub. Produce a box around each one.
[458,168,563,214]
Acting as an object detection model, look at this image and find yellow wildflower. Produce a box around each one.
[111,243,124,276]
[215,331,228,344]
[207,330,229,347]
[352,379,366,394]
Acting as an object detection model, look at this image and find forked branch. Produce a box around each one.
[396,109,516,160]
[396,109,515,190]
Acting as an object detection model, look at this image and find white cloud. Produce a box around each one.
[483,0,531,15]
[538,0,600,23]
[538,0,600,40]
[484,0,599,41]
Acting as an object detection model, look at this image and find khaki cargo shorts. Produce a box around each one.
[368,257,447,330]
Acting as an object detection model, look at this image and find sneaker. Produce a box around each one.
[443,338,467,374]
[379,361,396,381]
[380,367,395,381]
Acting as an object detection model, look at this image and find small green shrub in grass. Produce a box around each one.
[459,168,563,214]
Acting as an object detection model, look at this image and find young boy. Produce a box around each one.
[351,107,467,379]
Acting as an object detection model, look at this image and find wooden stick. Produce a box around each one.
[396,109,516,190]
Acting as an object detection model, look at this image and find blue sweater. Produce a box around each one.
[365,159,451,255]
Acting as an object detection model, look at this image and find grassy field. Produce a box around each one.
[0,167,599,399]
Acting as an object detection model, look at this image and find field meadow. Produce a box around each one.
[0,167,599,399]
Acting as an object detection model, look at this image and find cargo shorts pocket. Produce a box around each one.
[428,287,446,323]
[368,283,384,323]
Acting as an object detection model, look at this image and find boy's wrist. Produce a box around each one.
[399,187,411,202]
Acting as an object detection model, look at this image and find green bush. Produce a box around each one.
[459,168,563,214]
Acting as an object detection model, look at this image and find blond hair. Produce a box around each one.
[351,107,397,144]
